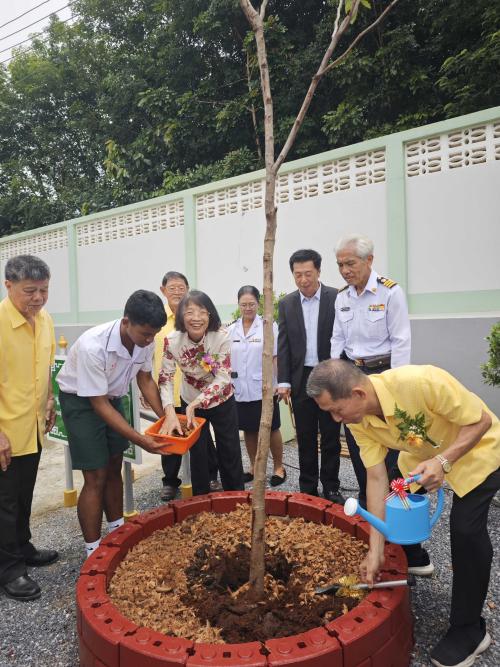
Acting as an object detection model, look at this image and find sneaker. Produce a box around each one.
[407,547,435,576]
[430,618,491,667]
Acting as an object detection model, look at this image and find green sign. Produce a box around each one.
[48,355,142,464]
[121,385,142,464]
[47,356,68,443]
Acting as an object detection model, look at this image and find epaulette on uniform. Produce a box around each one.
[222,320,237,330]
[377,276,398,289]
[338,285,349,293]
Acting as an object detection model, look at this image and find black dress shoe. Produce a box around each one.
[160,485,177,502]
[243,472,254,483]
[1,575,41,601]
[324,490,346,505]
[25,549,58,567]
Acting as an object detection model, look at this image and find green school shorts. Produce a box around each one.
[59,391,129,470]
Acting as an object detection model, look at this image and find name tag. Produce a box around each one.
[249,338,262,343]
[340,306,350,312]
[368,304,385,312]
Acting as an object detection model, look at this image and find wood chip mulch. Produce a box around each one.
[109,504,369,644]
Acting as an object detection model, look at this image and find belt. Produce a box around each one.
[349,354,391,370]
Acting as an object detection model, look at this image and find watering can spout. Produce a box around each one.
[344,497,389,538]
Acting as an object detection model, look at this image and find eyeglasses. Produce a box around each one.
[165,286,187,294]
[185,309,209,318]
[239,303,258,310]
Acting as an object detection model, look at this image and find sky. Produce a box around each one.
[0,0,73,66]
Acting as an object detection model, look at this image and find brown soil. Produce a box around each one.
[177,425,194,438]
[109,505,368,644]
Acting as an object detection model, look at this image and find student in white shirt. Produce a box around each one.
[228,286,286,486]
[57,290,167,557]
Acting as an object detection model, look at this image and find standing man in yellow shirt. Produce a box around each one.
[154,271,219,501]
[307,360,500,667]
[0,255,58,601]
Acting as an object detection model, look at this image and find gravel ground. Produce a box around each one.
[0,442,498,667]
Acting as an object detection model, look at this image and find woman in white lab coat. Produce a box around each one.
[228,286,286,485]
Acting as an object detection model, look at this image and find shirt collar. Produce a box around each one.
[106,319,139,359]
[166,303,175,322]
[238,314,261,337]
[365,374,396,427]
[348,270,379,298]
[5,296,32,329]
[300,282,322,303]
[186,331,206,348]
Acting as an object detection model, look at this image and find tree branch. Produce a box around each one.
[240,0,259,27]
[260,0,269,19]
[322,0,399,75]
[273,0,357,172]
[273,0,399,173]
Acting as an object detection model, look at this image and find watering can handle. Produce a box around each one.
[404,474,444,529]
[404,474,421,485]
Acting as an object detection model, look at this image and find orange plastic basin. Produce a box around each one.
[144,414,206,455]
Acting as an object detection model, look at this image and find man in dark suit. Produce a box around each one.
[277,249,344,503]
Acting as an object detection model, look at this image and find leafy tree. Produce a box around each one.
[482,322,500,387]
[0,0,499,235]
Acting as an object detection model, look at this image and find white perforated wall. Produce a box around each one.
[196,150,385,221]
[406,160,500,294]
[0,228,67,260]
[406,122,500,177]
[197,186,388,304]
[0,240,71,313]
[0,113,498,318]
[76,201,184,247]
[77,228,185,312]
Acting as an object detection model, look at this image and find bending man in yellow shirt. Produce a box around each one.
[0,255,58,602]
[307,359,500,667]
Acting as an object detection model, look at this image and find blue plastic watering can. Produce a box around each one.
[343,474,444,545]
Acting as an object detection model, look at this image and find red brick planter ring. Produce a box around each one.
[77,491,414,667]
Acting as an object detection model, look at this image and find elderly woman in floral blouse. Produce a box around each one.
[159,290,244,495]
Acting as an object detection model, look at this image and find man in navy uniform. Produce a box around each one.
[330,235,424,564]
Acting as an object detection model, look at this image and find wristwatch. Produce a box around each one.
[434,454,452,473]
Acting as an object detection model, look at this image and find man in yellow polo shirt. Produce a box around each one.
[154,271,219,501]
[0,255,58,602]
[307,359,500,667]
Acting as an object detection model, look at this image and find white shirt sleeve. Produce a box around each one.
[330,301,346,358]
[387,286,411,367]
[272,321,278,357]
[140,345,154,373]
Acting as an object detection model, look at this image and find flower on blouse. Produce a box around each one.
[197,352,220,374]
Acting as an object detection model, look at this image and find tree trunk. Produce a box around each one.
[240,0,277,598]
[240,0,400,599]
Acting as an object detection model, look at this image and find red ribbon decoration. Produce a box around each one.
[385,477,411,510]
